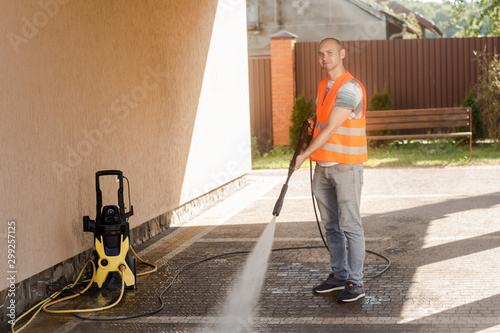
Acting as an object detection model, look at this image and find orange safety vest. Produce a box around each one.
[309,72,368,164]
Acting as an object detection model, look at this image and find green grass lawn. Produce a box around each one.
[252,140,500,169]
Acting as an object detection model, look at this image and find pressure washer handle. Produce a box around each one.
[289,120,311,172]
[95,170,126,221]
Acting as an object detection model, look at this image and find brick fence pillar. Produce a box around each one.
[270,30,297,146]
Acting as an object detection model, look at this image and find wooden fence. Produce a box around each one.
[248,55,273,151]
[249,36,500,148]
[296,36,500,109]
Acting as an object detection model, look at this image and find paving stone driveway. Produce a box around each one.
[6,166,500,333]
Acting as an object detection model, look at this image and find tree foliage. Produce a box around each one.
[446,0,500,37]
[289,95,315,149]
[473,48,500,141]
[462,90,485,143]
[367,87,394,147]
[398,0,500,37]
[398,0,458,37]
[381,2,423,38]
[368,87,394,111]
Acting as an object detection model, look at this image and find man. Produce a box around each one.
[294,38,367,302]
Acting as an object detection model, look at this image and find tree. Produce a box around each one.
[446,0,500,37]
[380,3,423,38]
[289,95,315,149]
[367,87,394,147]
[368,87,394,111]
[473,48,500,141]
[398,0,459,37]
[462,90,485,143]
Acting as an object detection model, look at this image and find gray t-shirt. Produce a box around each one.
[317,79,363,119]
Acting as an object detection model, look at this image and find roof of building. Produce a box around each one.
[380,0,444,37]
[346,0,420,37]
[347,0,442,38]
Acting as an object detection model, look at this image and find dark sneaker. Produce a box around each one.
[313,273,346,293]
[337,282,365,302]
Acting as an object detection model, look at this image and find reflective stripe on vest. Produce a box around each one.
[309,72,368,164]
[316,121,366,136]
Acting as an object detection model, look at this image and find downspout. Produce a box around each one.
[277,0,283,26]
[390,23,407,39]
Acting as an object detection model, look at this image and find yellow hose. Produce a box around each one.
[129,246,157,276]
[11,245,157,333]
[42,265,126,314]
[11,260,96,333]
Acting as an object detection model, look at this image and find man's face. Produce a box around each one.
[318,40,345,72]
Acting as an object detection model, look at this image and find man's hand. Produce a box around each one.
[294,153,308,170]
[307,116,316,135]
[293,107,351,170]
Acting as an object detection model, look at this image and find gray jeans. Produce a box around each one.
[312,163,365,286]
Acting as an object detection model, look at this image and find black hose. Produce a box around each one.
[74,236,390,322]
[74,122,391,322]
[74,243,390,322]
[310,160,330,250]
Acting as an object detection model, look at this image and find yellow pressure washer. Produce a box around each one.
[83,170,136,289]
[11,171,157,332]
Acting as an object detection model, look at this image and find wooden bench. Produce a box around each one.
[365,107,472,161]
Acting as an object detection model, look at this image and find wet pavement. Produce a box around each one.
[4,166,500,332]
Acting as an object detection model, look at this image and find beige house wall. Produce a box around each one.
[0,0,250,291]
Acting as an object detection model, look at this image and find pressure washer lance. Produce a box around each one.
[272,120,311,217]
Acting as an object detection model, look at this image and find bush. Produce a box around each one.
[474,48,500,142]
[289,95,315,149]
[462,90,485,143]
[250,132,261,160]
[368,86,394,111]
[367,86,394,147]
